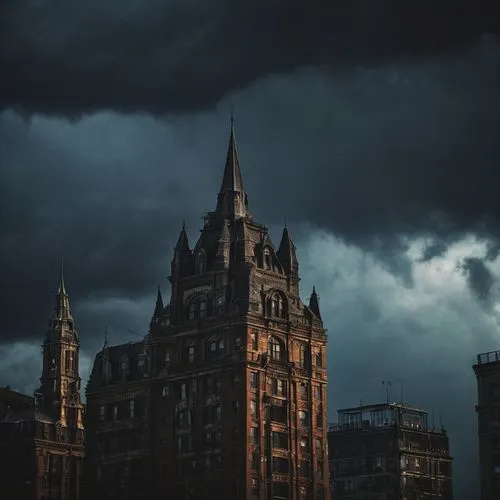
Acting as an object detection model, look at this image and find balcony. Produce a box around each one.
[477,350,500,365]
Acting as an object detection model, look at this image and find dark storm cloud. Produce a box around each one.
[1,0,498,117]
[460,257,495,302]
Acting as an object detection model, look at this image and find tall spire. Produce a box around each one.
[215,116,248,218]
[53,262,72,320]
[58,259,67,295]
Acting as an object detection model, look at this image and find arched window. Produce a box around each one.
[270,292,286,319]
[188,302,196,321]
[269,337,283,361]
[199,298,207,318]
[187,295,210,321]
[264,248,271,270]
[196,251,206,274]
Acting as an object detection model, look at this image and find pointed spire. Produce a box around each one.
[153,286,164,318]
[175,223,190,252]
[53,263,72,320]
[309,286,322,320]
[277,225,298,275]
[215,116,247,218]
[58,259,67,295]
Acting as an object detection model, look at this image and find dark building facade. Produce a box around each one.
[84,121,330,500]
[0,270,85,500]
[473,349,500,500]
[84,338,151,500]
[328,403,453,500]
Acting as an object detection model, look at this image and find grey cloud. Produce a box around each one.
[1,1,498,117]
[461,257,495,302]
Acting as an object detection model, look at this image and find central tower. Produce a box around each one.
[150,121,329,500]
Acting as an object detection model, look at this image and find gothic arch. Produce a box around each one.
[265,289,288,320]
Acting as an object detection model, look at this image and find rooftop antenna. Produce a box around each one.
[382,380,392,404]
[103,325,109,349]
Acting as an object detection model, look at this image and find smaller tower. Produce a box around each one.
[36,264,84,430]
[309,286,322,320]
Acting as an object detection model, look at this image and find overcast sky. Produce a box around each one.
[1,2,500,498]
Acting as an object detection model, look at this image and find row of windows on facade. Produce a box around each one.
[187,291,287,321]
[160,333,324,368]
[98,399,142,421]
[191,247,283,275]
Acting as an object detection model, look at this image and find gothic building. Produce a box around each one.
[84,335,151,500]
[148,120,330,500]
[0,269,85,500]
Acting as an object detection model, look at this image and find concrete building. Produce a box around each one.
[473,349,500,500]
[0,269,85,500]
[328,402,453,500]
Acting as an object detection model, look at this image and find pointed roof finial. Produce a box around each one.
[182,219,186,230]
[58,259,67,295]
[284,216,287,229]
[215,113,247,218]
[103,325,109,350]
[230,104,234,128]
[153,286,164,318]
[309,286,322,320]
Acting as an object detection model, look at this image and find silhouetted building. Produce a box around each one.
[84,338,151,500]
[474,349,500,500]
[84,120,330,500]
[0,269,85,500]
[328,402,453,500]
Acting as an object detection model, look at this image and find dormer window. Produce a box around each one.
[264,248,271,270]
[196,250,206,274]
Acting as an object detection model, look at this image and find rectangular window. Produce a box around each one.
[272,457,289,474]
[180,383,187,401]
[250,371,258,390]
[162,385,169,397]
[188,346,195,363]
[299,410,309,426]
[113,405,118,421]
[272,431,288,449]
[314,385,322,402]
[165,349,171,363]
[99,405,105,422]
[251,400,257,418]
[300,382,309,400]
[251,331,258,350]
[216,406,222,422]
[250,427,258,444]
[129,399,135,418]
